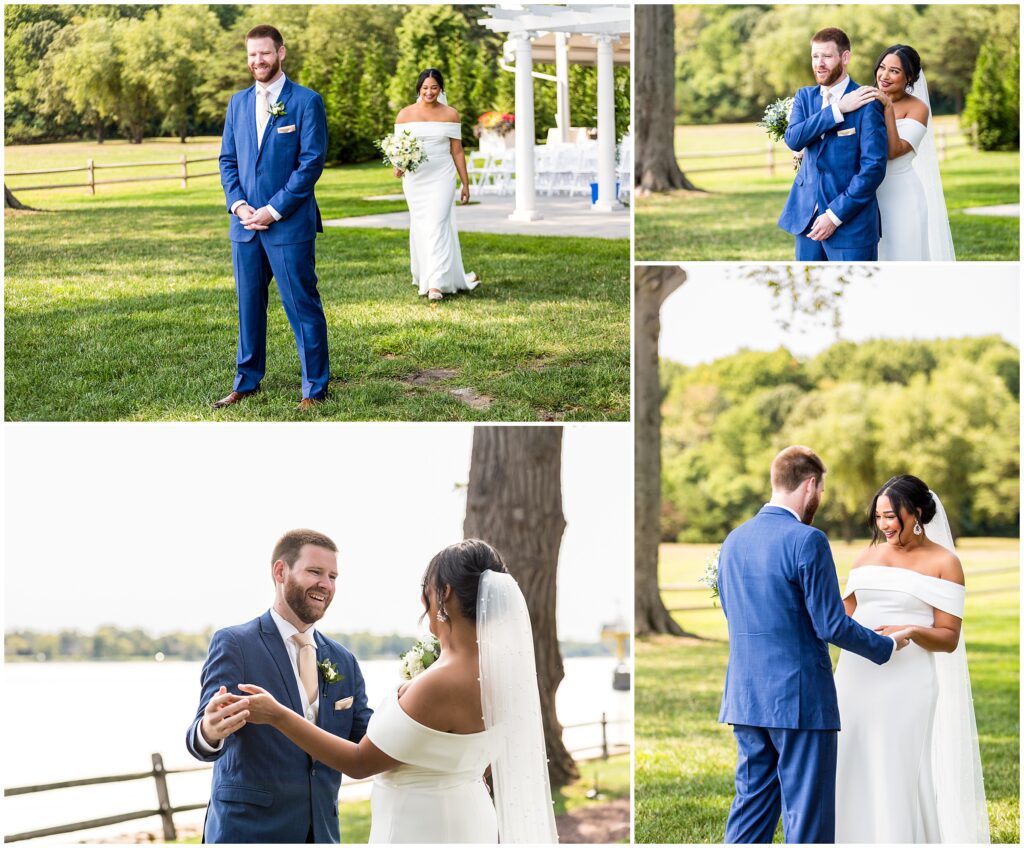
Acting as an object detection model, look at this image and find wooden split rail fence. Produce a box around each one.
[4,715,631,843]
[662,563,1019,613]
[5,155,220,194]
[677,127,969,177]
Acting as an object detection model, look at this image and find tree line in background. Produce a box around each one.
[660,335,1020,544]
[5,4,630,160]
[4,626,611,661]
[675,4,1019,150]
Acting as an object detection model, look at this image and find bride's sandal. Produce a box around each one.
[428,289,444,301]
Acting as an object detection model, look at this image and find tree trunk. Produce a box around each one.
[96,120,106,144]
[635,265,694,638]
[464,426,578,789]
[635,5,701,194]
[4,184,36,211]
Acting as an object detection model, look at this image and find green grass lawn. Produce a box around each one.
[173,755,629,844]
[636,538,1020,844]
[5,139,628,421]
[635,116,1020,260]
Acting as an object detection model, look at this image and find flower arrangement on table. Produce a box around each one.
[474,111,515,138]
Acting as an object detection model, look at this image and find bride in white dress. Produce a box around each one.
[394,69,480,301]
[237,539,558,844]
[865,45,956,260]
[834,475,988,843]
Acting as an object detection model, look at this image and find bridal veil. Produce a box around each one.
[477,570,559,843]
[925,493,990,842]
[913,72,957,260]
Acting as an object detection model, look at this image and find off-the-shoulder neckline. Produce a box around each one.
[395,120,461,126]
[391,685,490,738]
[850,563,963,588]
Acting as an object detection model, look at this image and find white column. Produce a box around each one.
[509,30,542,222]
[555,32,571,144]
[592,33,622,212]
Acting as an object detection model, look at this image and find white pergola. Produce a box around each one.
[479,4,631,219]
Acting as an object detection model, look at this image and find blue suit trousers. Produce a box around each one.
[231,234,329,399]
[725,725,837,844]
[795,226,879,261]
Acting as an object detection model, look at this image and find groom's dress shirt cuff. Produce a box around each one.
[825,208,842,226]
[830,103,845,124]
[193,720,223,754]
[888,636,897,661]
[229,200,282,222]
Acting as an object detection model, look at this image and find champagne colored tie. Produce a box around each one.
[256,88,270,141]
[292,631,318,706]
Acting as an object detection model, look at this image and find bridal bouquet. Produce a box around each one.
[376,130,427,174]
[699,547,721,602]
[399,634,441,680]
[757,97,794,142]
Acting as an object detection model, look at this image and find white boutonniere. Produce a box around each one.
[268,101,286,119]
[317,657,343,684]
[399,634,440,680]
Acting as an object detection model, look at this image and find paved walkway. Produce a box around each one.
[962,203,1020,217]
[324,193,629,239]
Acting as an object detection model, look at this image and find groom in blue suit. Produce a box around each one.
[718,446,907,843]
[778,28,887,261]
[215,25,330,411]
[186,529,372,843]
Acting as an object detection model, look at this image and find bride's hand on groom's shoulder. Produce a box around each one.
[237,683,282,725]
[837,86,877,114]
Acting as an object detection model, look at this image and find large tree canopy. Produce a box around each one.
[661,335,1020,544]
[6,4,630,156]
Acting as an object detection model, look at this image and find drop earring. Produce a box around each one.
[913,521,923,535]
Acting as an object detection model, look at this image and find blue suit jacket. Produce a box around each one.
[186,611,372,843]
[219,77,327,246]
[718,506,893,730]
[777,79,887,248]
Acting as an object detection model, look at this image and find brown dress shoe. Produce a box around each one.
[212,389,258,409]
[297,396,325,411]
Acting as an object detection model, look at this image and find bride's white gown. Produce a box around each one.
[834,565,984,843]
[366,688,498,843]
[877,118,930,260]
[397,121,479,295]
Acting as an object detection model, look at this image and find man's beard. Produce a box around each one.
[250,57,281,82]
[802,490,821,525]
[819,64,845,87]
[284,574,330,624]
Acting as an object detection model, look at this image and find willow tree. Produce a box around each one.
[464,426,578,788]
[635,4,699,193]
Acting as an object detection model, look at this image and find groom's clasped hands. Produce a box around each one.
[235,204,273,231]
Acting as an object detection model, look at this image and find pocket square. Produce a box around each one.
[334,696,354,711]
[277,125,297,134]
[837,128,856,137]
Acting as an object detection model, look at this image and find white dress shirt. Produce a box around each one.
[193,607,319,754]
[230,72,286,222]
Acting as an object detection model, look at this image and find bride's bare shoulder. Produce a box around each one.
[928,544,964,584]
[395,104,417,123]
[851,545,879,568]
[902,95,929,123]
[398,663,478,731]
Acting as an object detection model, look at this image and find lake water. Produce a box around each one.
[3,657,631,843]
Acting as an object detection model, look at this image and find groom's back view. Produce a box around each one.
[717,447,897,844]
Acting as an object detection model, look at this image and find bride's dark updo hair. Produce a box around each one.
[416,68,445,97]
[874,44,922,92]
[867,474,936,544]
[421,539,508,623]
